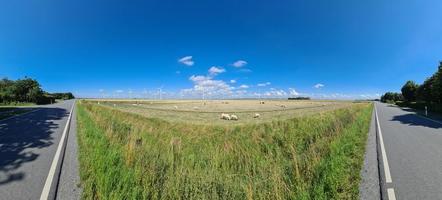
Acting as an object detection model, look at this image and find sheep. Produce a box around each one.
[280,104,287,108]
[220,113,231,120]
[259,101,265,104]
[173,105,178,109]
[113,104,116,107]
[230,114,238,121]
[193,106,199,110]
[254,113,261,118]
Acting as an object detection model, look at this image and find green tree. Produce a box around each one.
[401,80,419,102]
[381,92,403,103]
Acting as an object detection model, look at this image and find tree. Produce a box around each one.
[417,77,433,102]
[381,92,403,103]
[401,80,419,102]
[0,77,72,105]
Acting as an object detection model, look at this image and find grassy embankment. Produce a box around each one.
[76,101,372,199]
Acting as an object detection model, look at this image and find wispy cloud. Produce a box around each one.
[238,68,252,73]
[314,83,324,89]
[257,82,271,87]
[178,56,194,66]
[288,88,299,96]
[208,66,225,76]
[230,79,236,84]
[239,84,249,89]
[264,88,287,97]
[232,60,248,68]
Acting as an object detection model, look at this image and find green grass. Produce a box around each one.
[76,101,372,199]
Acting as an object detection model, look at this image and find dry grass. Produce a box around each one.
[87,99,357,125]
[77,100,372,199]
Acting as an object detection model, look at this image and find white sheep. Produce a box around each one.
[173,105,178,109]
[193,106,199,110]
[280,104,287,108]
[113,104,116,107]
[220,113,231,120]
[230,114,238,121]
[254,113,260,118]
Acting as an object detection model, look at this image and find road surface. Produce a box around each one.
[376,102,442,199]
[0,100,76,200]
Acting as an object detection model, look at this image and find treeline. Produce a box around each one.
[288,97,311,100]
[381,61,442,113]
[0,77,74,105]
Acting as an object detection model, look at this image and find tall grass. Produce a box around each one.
[77,101,372,199]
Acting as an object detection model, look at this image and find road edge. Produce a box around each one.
[359,104,381,200]
[39,100,75,200]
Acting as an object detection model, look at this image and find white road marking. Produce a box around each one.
[387,188,397,200]
[40,102,75,200]
[375,104,393,183]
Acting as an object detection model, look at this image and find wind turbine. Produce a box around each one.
[157,85,164,100]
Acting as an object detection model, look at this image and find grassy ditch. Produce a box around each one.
[76,101,372,199]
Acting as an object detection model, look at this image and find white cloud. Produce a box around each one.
[115,90,124,93]
[239,68,252,73]
[289,88,299,96]
[183,75,232,98]
[232,60,247,68]
[239,84,249,89]
[257,82,271,87]
[208,66,225,76]
[230,80,236,84]
[264,88,287,97]
[189,75,211,82]
[178,56,194,66]
[314,83,324,89]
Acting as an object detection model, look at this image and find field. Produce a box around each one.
[76,99,372,199]
[90,99,356,125]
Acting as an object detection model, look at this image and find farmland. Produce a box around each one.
[90,99,357,125]
[76,99,372,199]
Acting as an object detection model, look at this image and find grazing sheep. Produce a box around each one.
[113,104,116,107]
[173,105,178,109]
[254,113,260,118]
[230,114,238,121]
[280,104,287,108]
[259,101,265,104]
[132,104,137,106]
[193,106,199,110]
[97,102,100,105]
[220,113,231,120]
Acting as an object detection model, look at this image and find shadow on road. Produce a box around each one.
[390,113,442,129]
[0,107,69,185]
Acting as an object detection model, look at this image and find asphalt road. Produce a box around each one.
[0,100,75,200]
[376,102,442,199]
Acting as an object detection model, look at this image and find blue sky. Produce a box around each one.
[1,0,442,99]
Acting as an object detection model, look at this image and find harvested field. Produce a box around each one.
[87,99,358,125]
